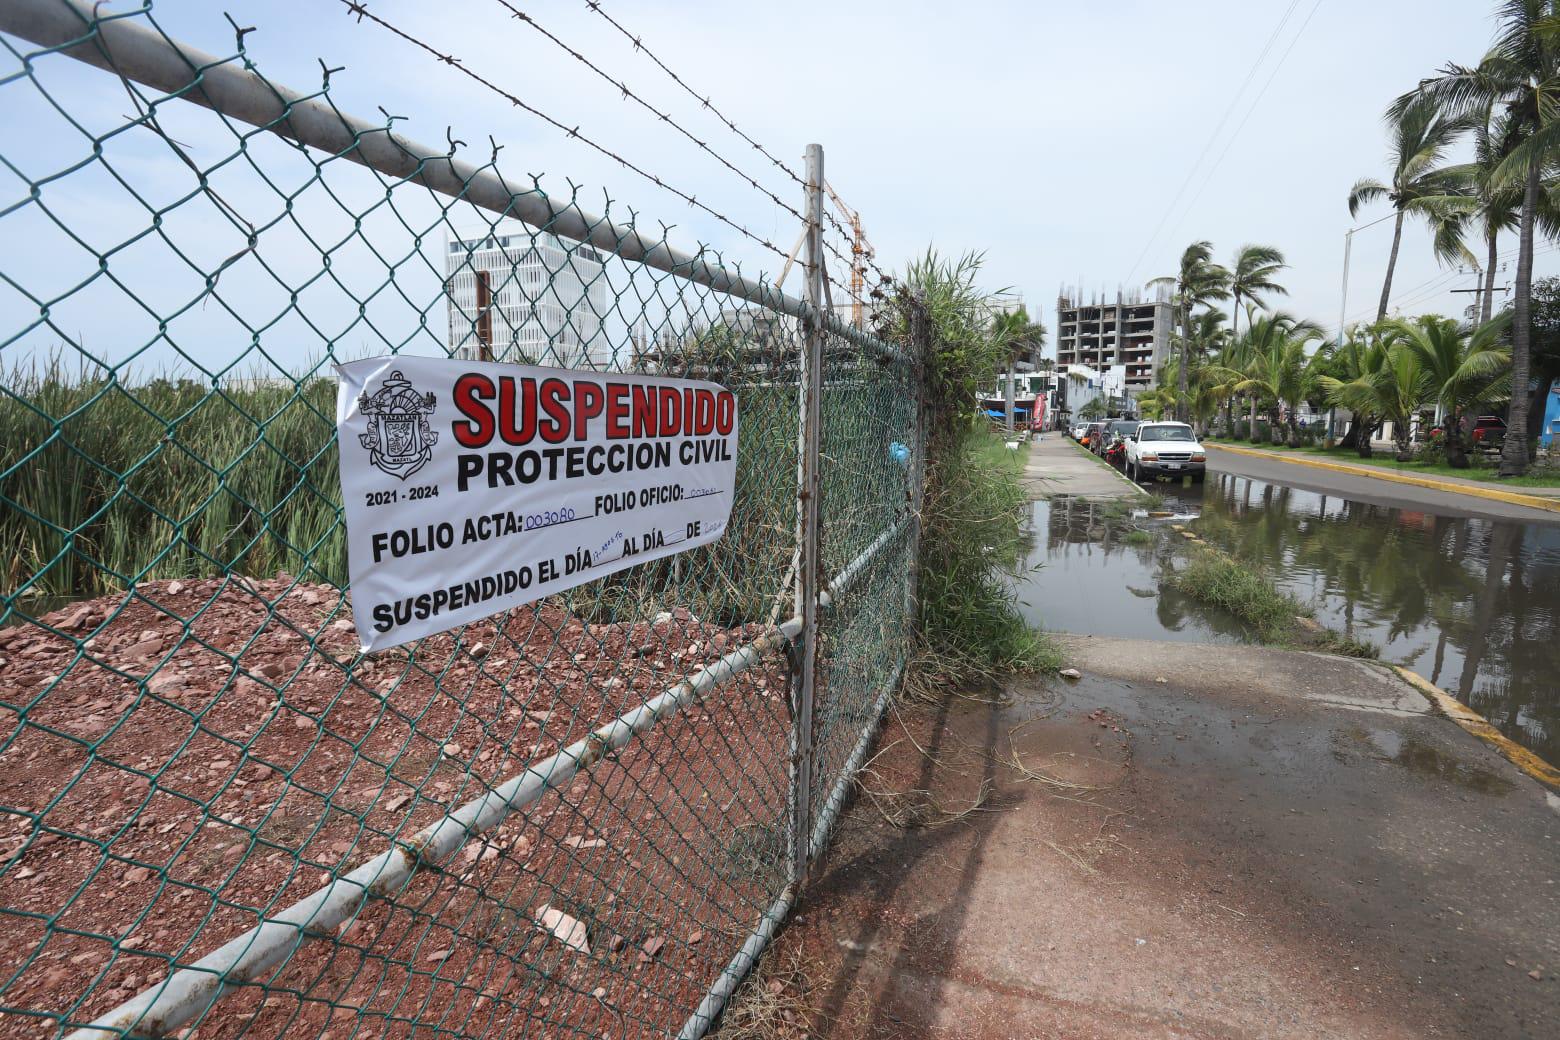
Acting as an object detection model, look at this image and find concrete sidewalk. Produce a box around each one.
[1021,434,1144,501]
[772,639,1558,1039]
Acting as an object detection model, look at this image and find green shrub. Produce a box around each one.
[914,427,1056,679]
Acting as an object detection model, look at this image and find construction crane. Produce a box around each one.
[824,181,874,328]
[773,180,875,327]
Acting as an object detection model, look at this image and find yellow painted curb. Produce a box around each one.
[1210,443,1560,514]
[1393,666,1560,790]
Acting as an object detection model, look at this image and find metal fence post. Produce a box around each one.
[789,143,825,889]
[907,296,931,627]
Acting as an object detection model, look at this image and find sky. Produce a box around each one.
[2,0,1551,376]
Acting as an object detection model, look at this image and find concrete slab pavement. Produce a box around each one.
[1021,434,1145,501]
[767,638,1559,1039]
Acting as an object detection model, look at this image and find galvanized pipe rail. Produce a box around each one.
[0,0,906,365]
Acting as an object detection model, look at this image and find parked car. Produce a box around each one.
[1081,421,1107,449]
[1124,421,1207,482]
[1469,415,1507,446]
[1097,419,1141,460]
[1427,414,1507,448]
[1070,422,1089,441]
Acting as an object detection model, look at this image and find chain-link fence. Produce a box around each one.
[0,3,921,1037]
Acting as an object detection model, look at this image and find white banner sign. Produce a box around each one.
[336,356,738,651]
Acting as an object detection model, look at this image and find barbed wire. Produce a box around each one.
[577,0,891,293]
[339,0,791,267]
[487,0,802,225]
[581,0,803,189]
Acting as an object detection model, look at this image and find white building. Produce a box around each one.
[1059,362,1132,419]
[445,227,611,367]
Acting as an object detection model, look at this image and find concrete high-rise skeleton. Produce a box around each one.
[1054,285,1174,392]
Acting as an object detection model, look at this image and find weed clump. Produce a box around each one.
[1168,546,1302,641]
[1314,630,1380,659]
[885,252,1061,691]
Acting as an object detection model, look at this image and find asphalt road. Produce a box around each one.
[1205,445,1560,523]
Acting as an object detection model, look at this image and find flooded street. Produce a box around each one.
[1017,474,1560,764]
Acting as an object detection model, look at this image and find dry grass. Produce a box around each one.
[706,940,822,1040]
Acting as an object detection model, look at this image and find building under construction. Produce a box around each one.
[1055,286,1174,391]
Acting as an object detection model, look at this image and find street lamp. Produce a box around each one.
[1334,212,1396,441]
[1336,212,1397,346]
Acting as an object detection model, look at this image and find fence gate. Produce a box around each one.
[0,2,922,1038]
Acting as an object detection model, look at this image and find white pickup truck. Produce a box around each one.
[1124,421,1207,483]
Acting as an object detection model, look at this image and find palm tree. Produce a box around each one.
[1158,352,1225,437]
[1135,384,1176,421]
[1391,312,1512,467]
[1450,106,1526,325]
[1348,95,1474,321]
[1320,333,1432,461]
[1187,308,1230,437]
[1323,321,1396,455]
[1149,241,1230,422]
[1236,317,1328,447]
[1213,315,1254,437]
[1402,0,1560,475]
[1235,313,1322,444]
[1227,245,1289,341]
[989,305,1046,430]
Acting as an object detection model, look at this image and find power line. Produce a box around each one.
[1158,0,1324,251]
[1342,240,1558,327]
[580,0,890,290]
[1123,0,1304,284]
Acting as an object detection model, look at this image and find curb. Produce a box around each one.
[1063,438,1151,499]
[1393,666,1560,790]
[1208,443,1560,515]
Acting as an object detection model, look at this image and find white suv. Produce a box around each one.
[1125,422,1207,482]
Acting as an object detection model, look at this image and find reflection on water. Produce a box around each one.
[1193,472,1560,764]
[1016,476,1560,764]
[1013,496,1245,645]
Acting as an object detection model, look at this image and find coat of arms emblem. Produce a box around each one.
[358,370,438,480]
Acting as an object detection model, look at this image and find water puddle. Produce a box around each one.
[1017,474,1560,764]
[1013,495,1246,645]
[1334,725,1516,794]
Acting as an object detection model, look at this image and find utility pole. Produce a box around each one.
[475,270,493,362]
[1334,213,1395,441]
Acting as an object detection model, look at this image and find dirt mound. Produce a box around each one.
[0,577,790,1037]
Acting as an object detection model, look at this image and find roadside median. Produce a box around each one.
[1210,442,1560,515]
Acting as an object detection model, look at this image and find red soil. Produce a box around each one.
[0,577,791,1039]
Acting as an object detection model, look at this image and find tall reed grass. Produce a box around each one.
[0,360,810,623]
[2,362,343,600]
